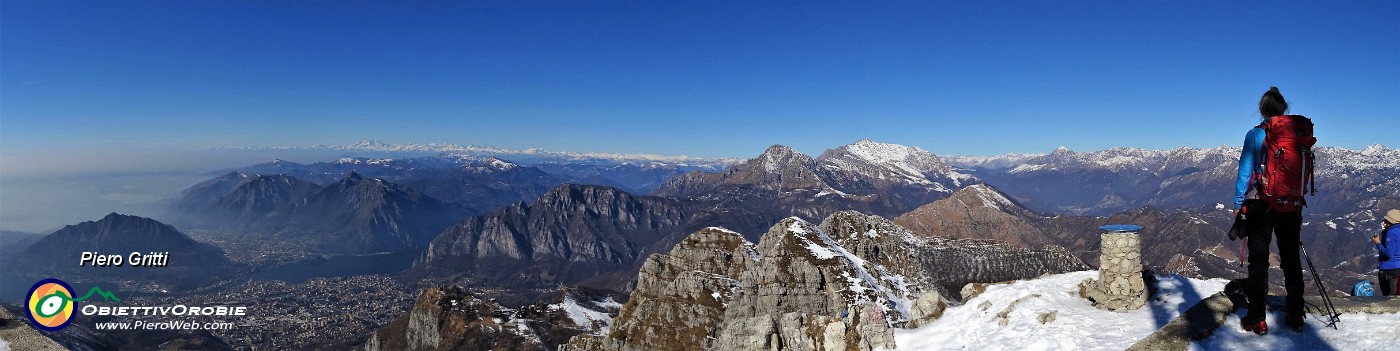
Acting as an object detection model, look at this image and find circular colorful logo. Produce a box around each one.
[26,278,76,331]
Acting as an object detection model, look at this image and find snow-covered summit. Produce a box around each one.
[1360,144,1388,156]
[841,139,934,165]
[819,140,973,189]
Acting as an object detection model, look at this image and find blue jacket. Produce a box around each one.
[1234,127,1266,208]
[1380,225,1400,270]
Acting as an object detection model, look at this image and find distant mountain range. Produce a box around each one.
[655,140,978,231]
[227,154,718,201]
[214,139,741,168]
[943,144,1398,217]
[171,171,470,254]
[168,140,1395,280]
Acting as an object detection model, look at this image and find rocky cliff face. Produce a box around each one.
[412,184,698,294]
[563,210,1086,351]
[565,227,756,351]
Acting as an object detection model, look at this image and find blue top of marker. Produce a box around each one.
[1099,224,1144,233]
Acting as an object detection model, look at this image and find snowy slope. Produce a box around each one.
[889,271,1226,351]
[548,294,624,334]
[886,271,1400,351]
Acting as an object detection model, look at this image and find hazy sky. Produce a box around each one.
[2,0,1397,165]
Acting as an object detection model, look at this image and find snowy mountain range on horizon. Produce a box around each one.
[214,139,1394,170]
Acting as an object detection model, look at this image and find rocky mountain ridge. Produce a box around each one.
[653,140,980,235]
[562,211,1087,351]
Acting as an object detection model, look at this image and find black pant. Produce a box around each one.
[1243,200,1305,322]
[1381,269,1400,296]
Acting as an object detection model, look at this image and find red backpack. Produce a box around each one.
[1254,114,1317,213]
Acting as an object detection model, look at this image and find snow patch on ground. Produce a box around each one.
[889,271,1226,351]
[508,312,543,343]
[549,296,615,334]
[788,220,838,259]
[1010,163,1048,174]
[887,270,1400,350]
[816,187,850,197]
[1193,311,1400,351]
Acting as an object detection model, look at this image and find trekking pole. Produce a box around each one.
[1299,241,1342,329]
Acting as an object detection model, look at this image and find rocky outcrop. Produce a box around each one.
[365,286,619,351]
[564,210,1085,351]
[0,307,67,351]
[905,291,947,329]
[564,227,756,351]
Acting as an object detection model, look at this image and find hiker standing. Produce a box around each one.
[1233,87,1316,335]
[1375,209,1400,296]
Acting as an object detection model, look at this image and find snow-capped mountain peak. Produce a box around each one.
[842,139,928,165]
[347,140,390,149]
[1361,143,1388,156]
[818,139,969,189]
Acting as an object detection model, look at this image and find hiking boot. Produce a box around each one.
[1241,318,1268,335]
[1286,313,1305,332]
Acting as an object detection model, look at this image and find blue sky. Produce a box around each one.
[2,0,1396,162]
